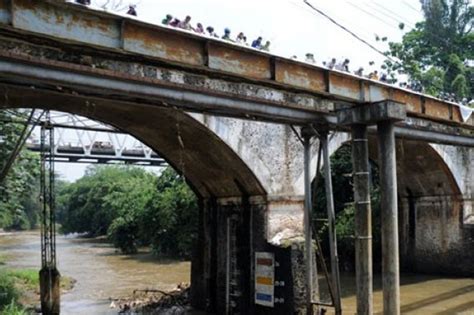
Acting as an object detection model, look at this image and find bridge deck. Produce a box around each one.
[0,0,472,144]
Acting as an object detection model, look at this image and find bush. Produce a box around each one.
[0,272,18,311]
[1,300,27,315]
[107,217,139,254]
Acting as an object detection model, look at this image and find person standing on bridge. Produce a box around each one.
[126,5,137,16]
[261,40,271,52]
[194,23,205,34]
[368,70,379,80]
[327,58,337,69]
[178,16,193,31]
[162,14,173,25]
[236,32,246,44]
[354,67,364,76]
[206,26,218,38]
[169,18,180,27]
[251,37,263,49]
[305,53,316,64]
[222,28,233,41]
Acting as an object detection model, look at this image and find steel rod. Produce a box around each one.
[321,132,342,315]
[303,134,314,315]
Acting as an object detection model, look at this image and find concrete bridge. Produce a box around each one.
[0,1,472,314]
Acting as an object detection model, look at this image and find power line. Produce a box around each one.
[302,0,400,65]
[370,1,417,28]
[402,0,421,13]
[285,0,377,43]
[344,1,402,31]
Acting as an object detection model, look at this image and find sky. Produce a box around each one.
[56,0,424,181]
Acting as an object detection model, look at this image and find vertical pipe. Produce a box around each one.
[351,125,373,314]
[377,121,400,315]
[321,133,342,315]
[225,216,231,315]
[303,134,313,315]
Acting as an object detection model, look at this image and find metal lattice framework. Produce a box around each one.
[4,110,166,166]
[40,114,56,269]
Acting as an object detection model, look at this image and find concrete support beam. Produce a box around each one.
[377,121,400,315]
[337,101,407,126]
[351,125,373,315]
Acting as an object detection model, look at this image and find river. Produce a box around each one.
[0,231,190,314]
[1,231,473,314]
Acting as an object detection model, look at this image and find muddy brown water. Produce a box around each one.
[1,231,473,314]
[0,231,190,314]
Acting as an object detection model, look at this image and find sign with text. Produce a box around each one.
[255,252,275,307]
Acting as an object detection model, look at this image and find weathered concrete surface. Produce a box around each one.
[0,0,470,128]
[366,140,474,276]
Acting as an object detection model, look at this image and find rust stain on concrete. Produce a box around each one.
[275,61,326,93]
[208,44,271,79]
[124,23,204,66]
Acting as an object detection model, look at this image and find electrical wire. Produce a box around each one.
[302,0,401,65]
[403,0,422,13]
[344,1,402,31]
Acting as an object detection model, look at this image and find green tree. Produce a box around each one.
[0,110,41,230]
[384,0,473,99]
[313,144,382,270]
[58,165,199,257]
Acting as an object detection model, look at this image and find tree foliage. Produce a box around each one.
[313,144,382,270]
[384,0,473,99]
[0,110,41,230]
[57,166,198,257]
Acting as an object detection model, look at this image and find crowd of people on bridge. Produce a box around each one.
[161,14,273,52]
[73,1,472,107]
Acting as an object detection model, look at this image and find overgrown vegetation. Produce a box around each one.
[57,166,199,257]
[313,144,382,271]
[0,267,74,313]
[0,110,41,231]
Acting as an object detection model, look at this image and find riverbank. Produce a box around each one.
[0,239,76,313]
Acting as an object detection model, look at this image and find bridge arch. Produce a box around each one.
[0,92,266,199]
[310,136,471,275]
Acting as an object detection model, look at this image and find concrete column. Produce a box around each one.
[351,125,373,315]
[39,267,60,315]
[377,121,400,315]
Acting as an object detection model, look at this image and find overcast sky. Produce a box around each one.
[57,0,424,181]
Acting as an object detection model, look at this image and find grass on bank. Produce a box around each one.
[0,268,75,314]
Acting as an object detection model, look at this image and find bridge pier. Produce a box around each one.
[338,101,406,315]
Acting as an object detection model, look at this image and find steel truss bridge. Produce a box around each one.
[3,109,166,166]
